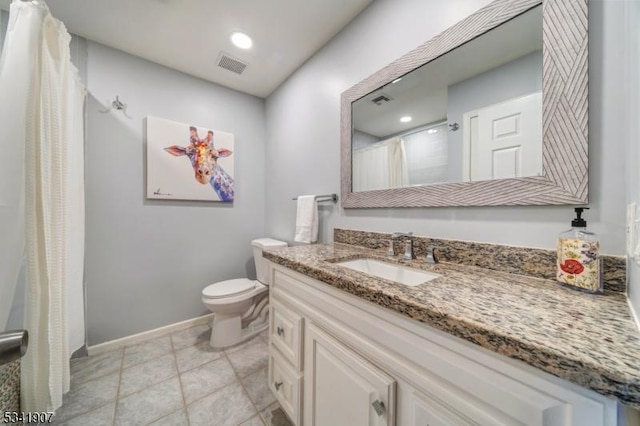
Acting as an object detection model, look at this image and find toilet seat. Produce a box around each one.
[202,278,257,299]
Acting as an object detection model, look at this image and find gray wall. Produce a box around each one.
[264,0,626,256]
[624,0,640,321]
[85,42,266,345]
[447,51,542,181]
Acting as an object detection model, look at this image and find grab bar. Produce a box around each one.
[0,330,28,366]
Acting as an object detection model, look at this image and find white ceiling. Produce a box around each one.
[0,0,373,98]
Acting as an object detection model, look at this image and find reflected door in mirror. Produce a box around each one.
[463,92,542,181]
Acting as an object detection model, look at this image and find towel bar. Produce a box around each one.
[292,194,338,203]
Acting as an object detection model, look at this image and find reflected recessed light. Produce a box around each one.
[392,77,402,84]
[427,129,438,134]
[400,116,412,123]
[231,32,253,49]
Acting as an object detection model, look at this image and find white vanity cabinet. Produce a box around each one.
[267,263,620,426]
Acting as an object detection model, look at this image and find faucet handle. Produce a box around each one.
[402,240,414,260]
[404,239,414,260]
[424,247,440,264]
[386,239,395,257]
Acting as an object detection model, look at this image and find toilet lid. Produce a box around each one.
[202,279,257,299]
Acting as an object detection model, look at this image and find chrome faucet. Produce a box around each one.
[425,247,439,264]
[391,232,414,260]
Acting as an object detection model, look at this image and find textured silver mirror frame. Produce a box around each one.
[341,0,588,208]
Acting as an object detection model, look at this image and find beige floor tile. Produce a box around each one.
[241,368,276,410]
[187,382,256,426]
[70,349,123,386]
[148,409,189,426]
[122,335,172,368]
[171,324,210,350]
[114,377,183,426]
[225,338,269,378]
[175,339,223,373]
[240,415,266,426]
[55,373,119,422]
[119,353,177,397]
[180,357,237,404]
[54,402,115,426]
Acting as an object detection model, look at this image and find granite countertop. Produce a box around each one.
[263,242,640,408]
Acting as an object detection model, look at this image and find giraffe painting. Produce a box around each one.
[146,116,235,202]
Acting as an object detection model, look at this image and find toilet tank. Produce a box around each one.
[251,238,287,285]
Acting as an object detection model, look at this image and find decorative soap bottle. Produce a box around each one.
[557,207,603,293]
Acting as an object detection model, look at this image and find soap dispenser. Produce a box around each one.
[557,207,602,293]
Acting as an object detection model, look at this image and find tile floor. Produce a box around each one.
[54,325,293,426]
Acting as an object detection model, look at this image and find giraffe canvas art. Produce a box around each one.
[146,116,235,202]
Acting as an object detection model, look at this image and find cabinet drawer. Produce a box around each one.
[270,299,303,370]
[269,346,302,425]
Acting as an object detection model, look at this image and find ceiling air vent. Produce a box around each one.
[371,93,393,105]
[217,52,247,75]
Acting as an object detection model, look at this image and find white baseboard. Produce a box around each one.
[87,313,213,356]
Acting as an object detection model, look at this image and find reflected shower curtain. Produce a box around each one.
[0,0,86,411]
[352,136,409,192]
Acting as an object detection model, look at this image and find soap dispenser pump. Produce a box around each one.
[557,207,602,293]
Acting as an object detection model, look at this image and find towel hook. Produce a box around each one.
[100,95,132,118]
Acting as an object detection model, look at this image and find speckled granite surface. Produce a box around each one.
[263,242,640,408]
[334,228,627,293]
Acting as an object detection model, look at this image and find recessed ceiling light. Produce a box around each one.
[392,77,402,84]
[231,32,253,49]
[400,116,412,123]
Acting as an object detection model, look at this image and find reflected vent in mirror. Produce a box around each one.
[217,52,247,75]
[371,93,393,105]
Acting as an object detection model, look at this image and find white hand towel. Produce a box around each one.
[294,195,318,244]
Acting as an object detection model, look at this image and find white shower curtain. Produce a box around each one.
[352,136,409,192]
[0,0,86,411]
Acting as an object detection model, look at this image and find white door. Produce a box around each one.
[462,92,542,182]
[304,324,396,426]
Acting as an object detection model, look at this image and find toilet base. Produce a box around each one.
[209,317,268,350]
[207,292,270,349]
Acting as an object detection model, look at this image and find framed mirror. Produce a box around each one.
[341,0,588,208]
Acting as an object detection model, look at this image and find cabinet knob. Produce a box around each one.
[371,400,386,416]
[276,326,284,336]
[274,381,283,391]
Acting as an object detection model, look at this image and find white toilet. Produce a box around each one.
[202,238,287,349]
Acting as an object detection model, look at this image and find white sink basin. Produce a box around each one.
[336,258,440,286]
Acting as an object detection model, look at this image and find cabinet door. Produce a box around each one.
[304,323,396,426]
